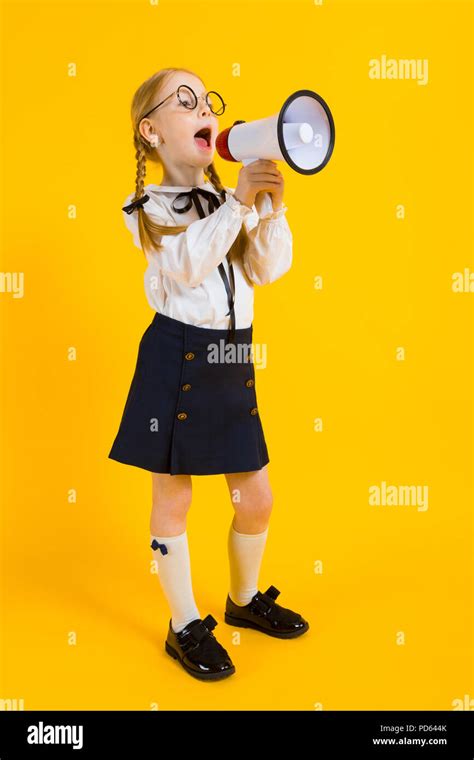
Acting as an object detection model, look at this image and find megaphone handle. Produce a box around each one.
[241,157,260,167]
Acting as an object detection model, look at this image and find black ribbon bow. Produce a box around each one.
[171,187,223,217]
[122,194,150,214]
[171,187,236,345]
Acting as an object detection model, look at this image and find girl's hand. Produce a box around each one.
[233,159,284,211]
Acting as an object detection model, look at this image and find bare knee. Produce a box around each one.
[233,488,274,526]
[150,473,192,534]
[226,465,274,530]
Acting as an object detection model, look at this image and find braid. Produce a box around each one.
[204,162,253,287]
[131,136,187,258]
[204,162,225,194]
[134,144,147,201]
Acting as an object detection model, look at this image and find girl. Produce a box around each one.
[108,67,309,681]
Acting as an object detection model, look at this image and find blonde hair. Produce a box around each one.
[128,67,252,285]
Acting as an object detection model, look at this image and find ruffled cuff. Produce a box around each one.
[225,191,255,218]
[258,203,288,221]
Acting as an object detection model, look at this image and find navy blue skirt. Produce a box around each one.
[108,311,270,475]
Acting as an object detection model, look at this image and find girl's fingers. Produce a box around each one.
[251,180,284,188]
[249,163,280,176]
[248,172,282,181]
[250,170,283,179]
[252,181,282,188]
[253,183,282,191]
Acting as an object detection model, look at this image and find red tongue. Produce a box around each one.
[194,136,208,147]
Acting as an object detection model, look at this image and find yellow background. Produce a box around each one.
[0,0,472,710]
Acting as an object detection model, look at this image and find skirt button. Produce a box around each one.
[177,412,188,420]
[245,379,255,387]
[182,383,192,391]
[184,352,195,360]
[250,407,258,416]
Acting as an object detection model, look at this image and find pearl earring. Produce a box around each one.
[150,136,162,147]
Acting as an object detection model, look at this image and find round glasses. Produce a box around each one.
[141,85,227,120]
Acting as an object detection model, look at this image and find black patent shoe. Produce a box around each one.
[224,585,309,639]
[165,613,236,680]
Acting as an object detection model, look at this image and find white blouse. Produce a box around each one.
[121,181,293,330]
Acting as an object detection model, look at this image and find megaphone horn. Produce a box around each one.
[216,89,335,175]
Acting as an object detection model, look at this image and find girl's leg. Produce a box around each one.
[224,464,273,606]
[150,472,201,632]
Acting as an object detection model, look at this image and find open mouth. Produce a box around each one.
[194,127,212,149]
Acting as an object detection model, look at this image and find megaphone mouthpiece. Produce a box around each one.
[215,126,239,163]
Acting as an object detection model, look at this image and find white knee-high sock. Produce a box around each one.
[227,518,269,606]
[150,530,201,633]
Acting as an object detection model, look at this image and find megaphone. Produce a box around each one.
[216,89,335,175]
